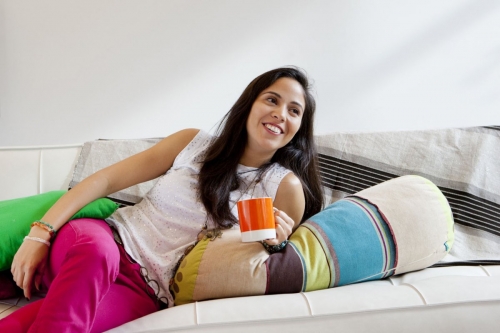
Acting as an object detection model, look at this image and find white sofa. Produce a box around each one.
[1,132,500,332]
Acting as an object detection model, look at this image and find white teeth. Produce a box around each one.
[265,124,281,134]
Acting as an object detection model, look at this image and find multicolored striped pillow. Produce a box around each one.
[171,175,454,305]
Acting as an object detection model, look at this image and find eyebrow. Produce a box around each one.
[264,91,304,110]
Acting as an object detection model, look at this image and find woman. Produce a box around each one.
[2,67,324,332]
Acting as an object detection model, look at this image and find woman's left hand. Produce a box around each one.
[264,208,295,246]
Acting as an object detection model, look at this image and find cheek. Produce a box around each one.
[291,118,303,135]
[246,114,256,131]
[247,107,260,125]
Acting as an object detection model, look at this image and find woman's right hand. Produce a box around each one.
[11,230,50,300]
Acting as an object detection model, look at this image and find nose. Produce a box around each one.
[271,106,286,122]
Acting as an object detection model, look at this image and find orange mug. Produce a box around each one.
[237,197,276,242]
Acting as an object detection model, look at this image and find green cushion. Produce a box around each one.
[0,191,119,271]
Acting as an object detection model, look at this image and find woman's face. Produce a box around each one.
[244,77,305,164]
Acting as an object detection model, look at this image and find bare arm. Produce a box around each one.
[39,128,200,231]
[265,172,305,246]
[12,128,199,299]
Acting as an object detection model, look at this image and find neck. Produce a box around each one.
[239,148,273,168]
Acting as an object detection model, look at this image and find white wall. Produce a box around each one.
[1,0,499,146]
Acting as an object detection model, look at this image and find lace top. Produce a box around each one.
[106,130,291,306]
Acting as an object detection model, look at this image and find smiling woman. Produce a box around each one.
[199,67,323,231]
[1,67,324,333]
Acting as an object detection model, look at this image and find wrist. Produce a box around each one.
[31,220,57,239]
[262,239,288,254]
[28,227,52,241]
[24,236,51,247]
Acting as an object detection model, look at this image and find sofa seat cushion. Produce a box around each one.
[107,265,500,333]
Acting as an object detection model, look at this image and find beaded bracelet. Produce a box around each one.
[24,236,51,247]
[262,240,288,254]
[31,220,57,238]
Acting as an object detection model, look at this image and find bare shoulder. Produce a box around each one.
[274,172,305,227]
[153,128,199,152]
[127,128,200,174]
[162,128,200,145]
[279,172,303,187]
[175,128,201,139]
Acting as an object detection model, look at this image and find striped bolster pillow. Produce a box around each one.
[171,175,454,305]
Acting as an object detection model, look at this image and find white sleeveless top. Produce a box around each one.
[106,130,292,306]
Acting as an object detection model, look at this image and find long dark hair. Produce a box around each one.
[199,67,324,228]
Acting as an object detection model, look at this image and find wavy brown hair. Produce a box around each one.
[198,67,324,228]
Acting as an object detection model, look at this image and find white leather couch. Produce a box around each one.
[1,143,500,332]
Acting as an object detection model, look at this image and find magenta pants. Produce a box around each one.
[0,218,160,333]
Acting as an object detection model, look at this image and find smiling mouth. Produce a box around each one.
[264,123,283,134]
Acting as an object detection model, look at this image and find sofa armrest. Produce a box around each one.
[0,145,82,201]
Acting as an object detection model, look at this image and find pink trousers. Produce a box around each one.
[0,218,160,333]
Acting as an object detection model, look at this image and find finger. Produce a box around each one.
[34,261,47,291]
[274,209,294,229]
[264,224,286,246]
[34,269,44,292]
[23,269,35,300]
[11,267,18,286]
[11,255,20,279]
[12,266,23,288]
[14,274,23,290]
[34,275,41,292]
[275,216,293,239]
[263,237,279,245]
[275,224,287,243]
